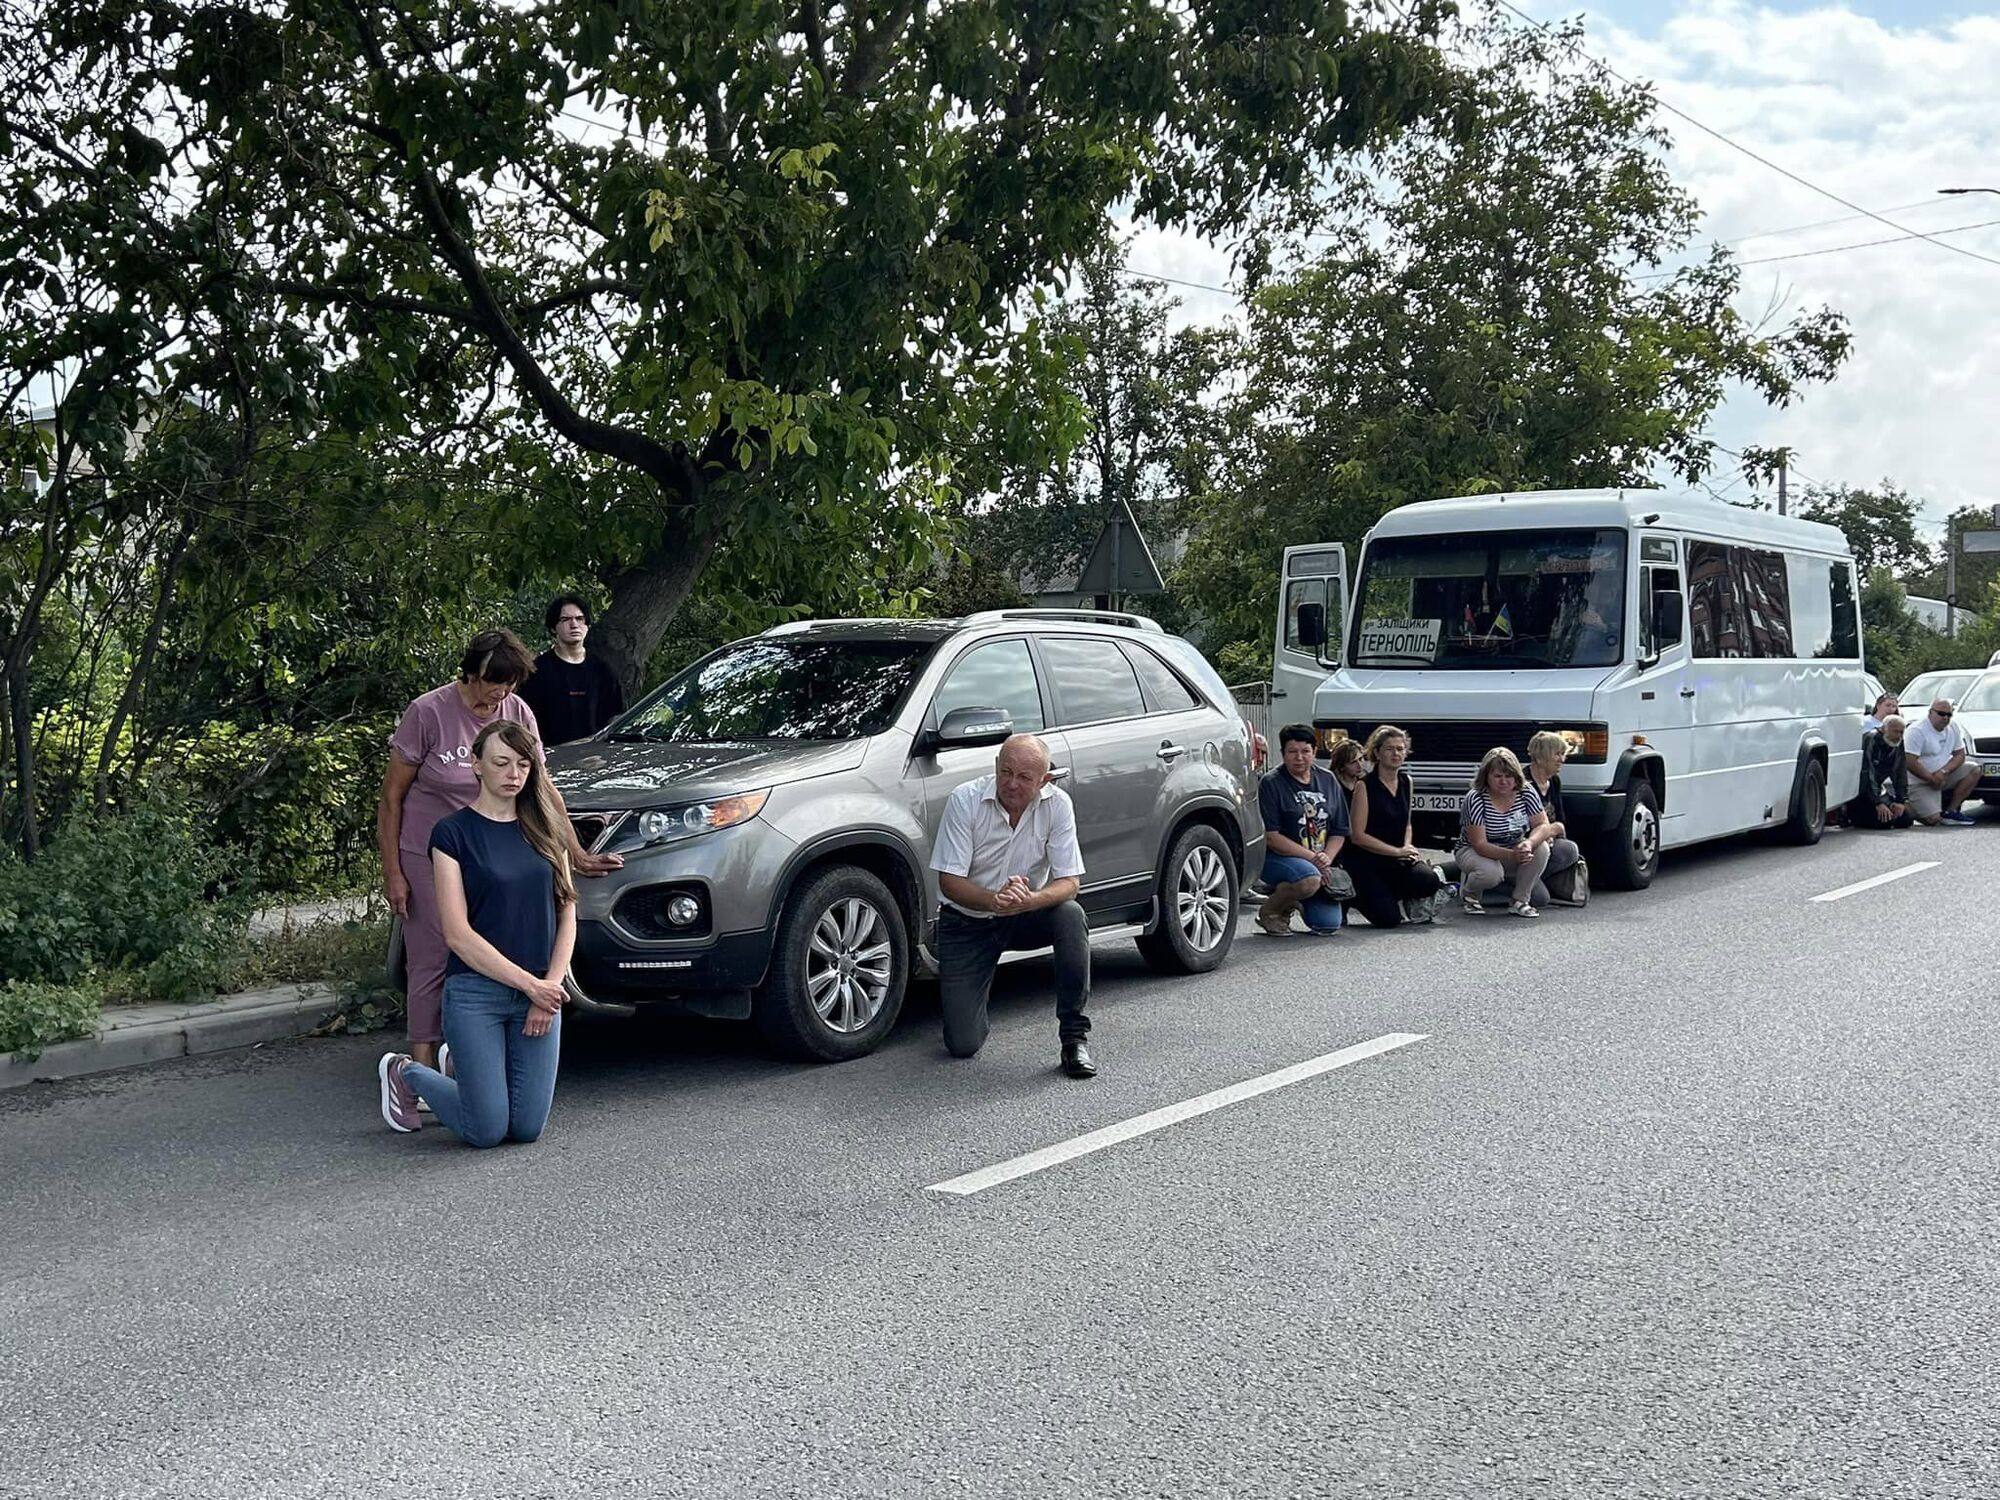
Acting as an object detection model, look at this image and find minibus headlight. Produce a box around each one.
[1555,726,1610,763]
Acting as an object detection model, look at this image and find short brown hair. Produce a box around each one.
[1473,746,1529,795]
[458,628,536,686]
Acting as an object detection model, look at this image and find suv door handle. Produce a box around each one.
[1679,687,1697,699]
[1157,742,1185,761]
[1049,765,1073,782]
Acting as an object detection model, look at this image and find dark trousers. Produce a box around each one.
[1344,851,1444,928]
[937,901,1091,1057]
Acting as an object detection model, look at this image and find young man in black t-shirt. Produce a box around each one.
[518,593,626,746]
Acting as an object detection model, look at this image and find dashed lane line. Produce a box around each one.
[1809,861,1940,903]
[925,1032,1429,1197]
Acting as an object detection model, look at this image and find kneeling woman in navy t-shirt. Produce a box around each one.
[377,720,575,1146]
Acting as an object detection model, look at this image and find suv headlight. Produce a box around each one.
[609,789,770,854]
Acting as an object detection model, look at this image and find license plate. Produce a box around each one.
[1411,790,1462,813]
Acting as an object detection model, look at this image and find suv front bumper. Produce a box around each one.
[568,918,773,1018]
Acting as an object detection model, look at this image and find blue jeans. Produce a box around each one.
[1260,854,1343,931]
[403,973,561,1148]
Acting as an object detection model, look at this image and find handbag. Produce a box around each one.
[1321,865,1356,901]
[1545,855,1590,907]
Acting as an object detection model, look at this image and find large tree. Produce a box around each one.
[1175,13,1851,674]
[11,0,1455,692]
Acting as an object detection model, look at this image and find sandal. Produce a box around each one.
[1461,895,1485,916]
[1509,901,1540,919]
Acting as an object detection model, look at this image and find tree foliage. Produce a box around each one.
[11,0,1455,693]
[956,244,1230,600]
[1796,482,1934,581]
[1174,13,1851,674]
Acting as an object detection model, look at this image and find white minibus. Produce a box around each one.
[1273,489,1867,888]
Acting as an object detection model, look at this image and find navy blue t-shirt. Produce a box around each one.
[428,807,559,980]
[1258,766,1350,853]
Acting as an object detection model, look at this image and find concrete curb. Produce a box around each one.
[1,983,333,1092]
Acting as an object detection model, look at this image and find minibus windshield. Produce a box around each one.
[1348,528,1628,669]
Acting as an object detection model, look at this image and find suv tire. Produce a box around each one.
[1136,823,1239,975]
[755,866,909,1062]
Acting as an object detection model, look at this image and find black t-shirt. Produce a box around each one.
[428,808,559,979]
[1258,766,1350,853]
[519,651,625,746]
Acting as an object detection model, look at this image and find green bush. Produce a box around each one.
[0,981,101,1058]
[0,801,250,999]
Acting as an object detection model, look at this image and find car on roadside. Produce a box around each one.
[1926,671,2000,807]
[1896,669,1980,712]
[544,610,1262,1061]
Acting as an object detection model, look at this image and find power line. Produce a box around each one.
[1120,268,1236,296]
[1491,0,2000,272]
[1638,215,2000,280]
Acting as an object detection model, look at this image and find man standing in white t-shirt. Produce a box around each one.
[930,734,1096,1078]
[1902,697,1980,826]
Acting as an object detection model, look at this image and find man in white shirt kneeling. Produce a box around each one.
[1904,698,1981,827]
[929,734,1096,1078]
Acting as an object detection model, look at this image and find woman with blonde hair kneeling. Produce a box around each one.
[1525,730,1587,906]
[1344,725,1447,926]
[1456,747,1560,918]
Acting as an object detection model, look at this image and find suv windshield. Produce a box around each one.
[1349,528,1628,669]
[608,637,937,743]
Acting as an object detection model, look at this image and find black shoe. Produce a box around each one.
[1061,1041,1097,1079]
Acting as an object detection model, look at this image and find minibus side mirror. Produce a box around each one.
[1296,601,1327,650]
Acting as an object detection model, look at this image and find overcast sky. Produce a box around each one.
[1125,0,2000,535]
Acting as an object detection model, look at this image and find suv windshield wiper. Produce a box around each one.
[603,730,661,743]
[1353,653,1438,666]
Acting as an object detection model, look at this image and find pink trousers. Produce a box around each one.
[399,848,449,1044]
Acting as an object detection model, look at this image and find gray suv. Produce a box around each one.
[545,609,1261,1061]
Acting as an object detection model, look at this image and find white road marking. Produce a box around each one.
[926,1032,1429,1197]
[1810,861,1940,903]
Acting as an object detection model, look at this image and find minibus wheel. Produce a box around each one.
[1785,759,1826,846]
[1598,781,1660,890]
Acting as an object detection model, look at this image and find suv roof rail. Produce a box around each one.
[961,607,1164,633]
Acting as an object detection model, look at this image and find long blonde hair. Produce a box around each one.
[1472,746,1529,798]
[473,720,575,907]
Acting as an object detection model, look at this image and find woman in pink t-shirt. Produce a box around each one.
[377,628,619,1068]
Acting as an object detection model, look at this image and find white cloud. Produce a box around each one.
[1575,2,2000,529]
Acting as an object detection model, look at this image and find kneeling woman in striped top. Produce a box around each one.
[377,720,575,1145]
[1456,747,1560,919]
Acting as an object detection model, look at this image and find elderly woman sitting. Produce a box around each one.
[1850,714,1912,828]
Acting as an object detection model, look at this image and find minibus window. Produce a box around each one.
[1348,529,1627,669]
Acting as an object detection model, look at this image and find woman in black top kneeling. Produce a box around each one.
[376,720,576,1146]
[1343,725,1446,927]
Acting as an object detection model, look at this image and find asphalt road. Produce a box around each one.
[5,819,1998,1498]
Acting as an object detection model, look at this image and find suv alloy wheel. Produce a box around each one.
[755,865,910,1061]
[1135,823,1239,974]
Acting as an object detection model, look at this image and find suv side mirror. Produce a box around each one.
[930,706,1013,752]
[1296,601,1327,650]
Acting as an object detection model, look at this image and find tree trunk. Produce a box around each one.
[7,642,39,859]
[594,520,727,699]
[95,517,196,812]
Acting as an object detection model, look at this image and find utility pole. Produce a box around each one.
[1777,454,1787,517]
[1947,527,1957,639]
